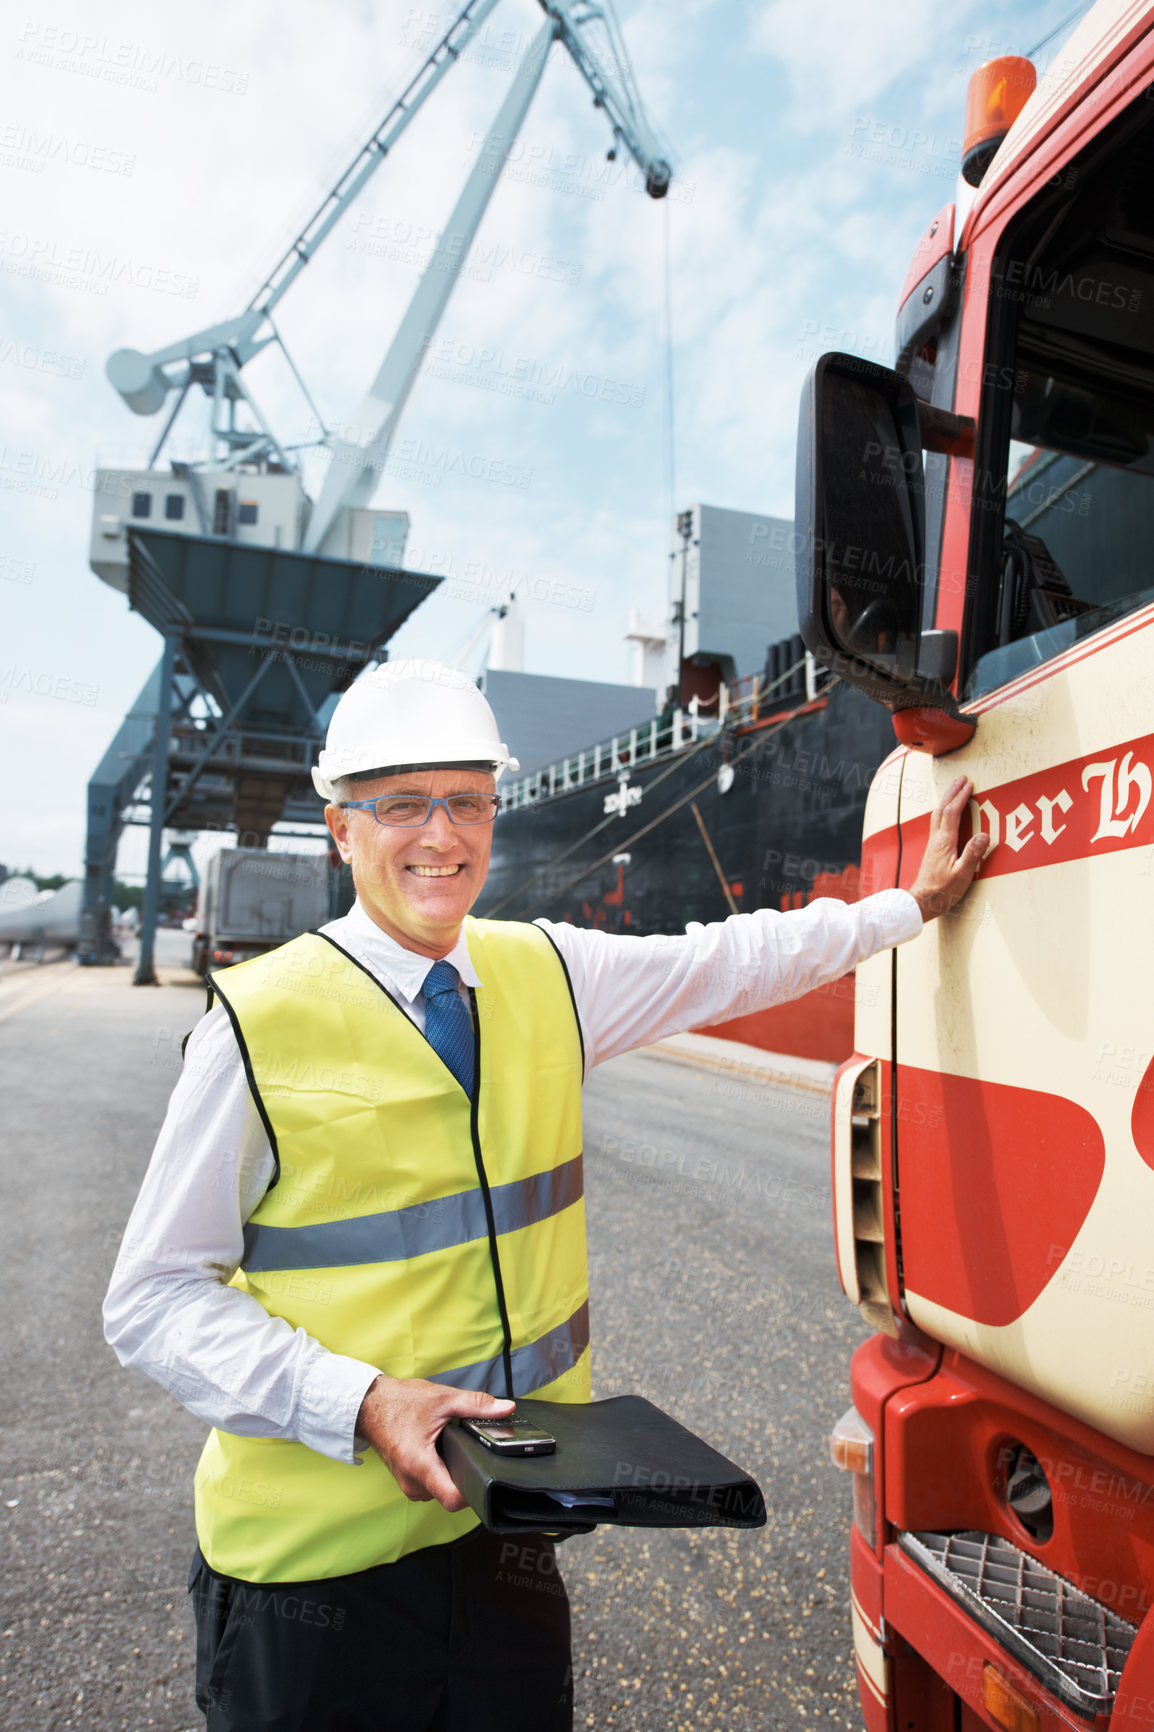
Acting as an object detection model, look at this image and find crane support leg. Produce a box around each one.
[134,632,177,987]
[79,663,164,965]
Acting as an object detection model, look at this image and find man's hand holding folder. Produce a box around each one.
[438,1396,767,1533]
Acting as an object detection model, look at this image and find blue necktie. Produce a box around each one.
[423,960,475,1099]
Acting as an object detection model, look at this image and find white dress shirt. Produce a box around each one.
[103,890,921,1464]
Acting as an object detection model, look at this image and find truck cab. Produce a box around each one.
[798,7,1154,1726]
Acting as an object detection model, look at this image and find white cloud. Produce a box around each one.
[747,0,941,121]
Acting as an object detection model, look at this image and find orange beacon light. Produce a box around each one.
[962,55,1037,186]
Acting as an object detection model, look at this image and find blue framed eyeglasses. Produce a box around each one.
[339,793,501,827]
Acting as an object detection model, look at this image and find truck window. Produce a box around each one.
[964,95,1154,701]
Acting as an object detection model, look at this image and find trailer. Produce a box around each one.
[191,849,331,976]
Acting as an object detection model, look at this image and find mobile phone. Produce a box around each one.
[460,1415,557,1456]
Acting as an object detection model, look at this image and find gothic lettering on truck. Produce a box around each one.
[795,10,1154,1727]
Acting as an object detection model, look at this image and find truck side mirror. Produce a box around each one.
[795,352,926,697]
[795,354,972,751]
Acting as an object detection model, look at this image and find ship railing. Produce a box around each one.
[728,638,818,720]
[501,702,725,811]
[499,647,823,813]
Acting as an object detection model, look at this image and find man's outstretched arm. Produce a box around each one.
[540,775,989,1071]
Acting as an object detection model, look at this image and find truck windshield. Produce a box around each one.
[964,95,1154,701]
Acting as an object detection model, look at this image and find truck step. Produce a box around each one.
[897,1529,1138,1717]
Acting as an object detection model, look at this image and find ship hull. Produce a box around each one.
[478,683,897,1062]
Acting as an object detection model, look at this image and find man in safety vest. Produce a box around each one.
[104,658,987,1732]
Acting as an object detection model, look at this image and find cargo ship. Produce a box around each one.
[474,501,899,1063]
[478,662,896,1063]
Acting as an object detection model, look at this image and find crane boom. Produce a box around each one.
[243,0,507,330]
[105,0,505,420]
[540,0,671,197]
[101,0,673,547]
[302,19,557,553]
[302,1,671,551]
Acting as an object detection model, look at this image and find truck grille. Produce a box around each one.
[898,1529,1138,1716]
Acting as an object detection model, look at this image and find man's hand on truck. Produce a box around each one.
[909,776,989,922]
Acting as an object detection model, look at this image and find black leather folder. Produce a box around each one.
[438,1395,767,1533]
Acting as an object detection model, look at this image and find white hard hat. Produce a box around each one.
[312,659,519,800]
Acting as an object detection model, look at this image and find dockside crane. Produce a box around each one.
[97,0,670,540]
[81,0,672,979]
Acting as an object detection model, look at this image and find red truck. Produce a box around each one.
[796,7,1154,1728]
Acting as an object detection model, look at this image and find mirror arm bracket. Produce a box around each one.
[917,401,975,458]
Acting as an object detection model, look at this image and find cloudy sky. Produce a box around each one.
[1,0,1073,876]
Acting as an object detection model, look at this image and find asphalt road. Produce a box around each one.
[0,940,868,1730]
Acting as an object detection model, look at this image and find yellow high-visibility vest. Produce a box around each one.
[193,917,589,1584]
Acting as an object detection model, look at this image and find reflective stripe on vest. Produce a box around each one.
[430,1297,590,1395]
[194,918,589,1584]
[241,1152,585,1273]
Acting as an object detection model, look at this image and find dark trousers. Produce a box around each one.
[189,1528,572,1732]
